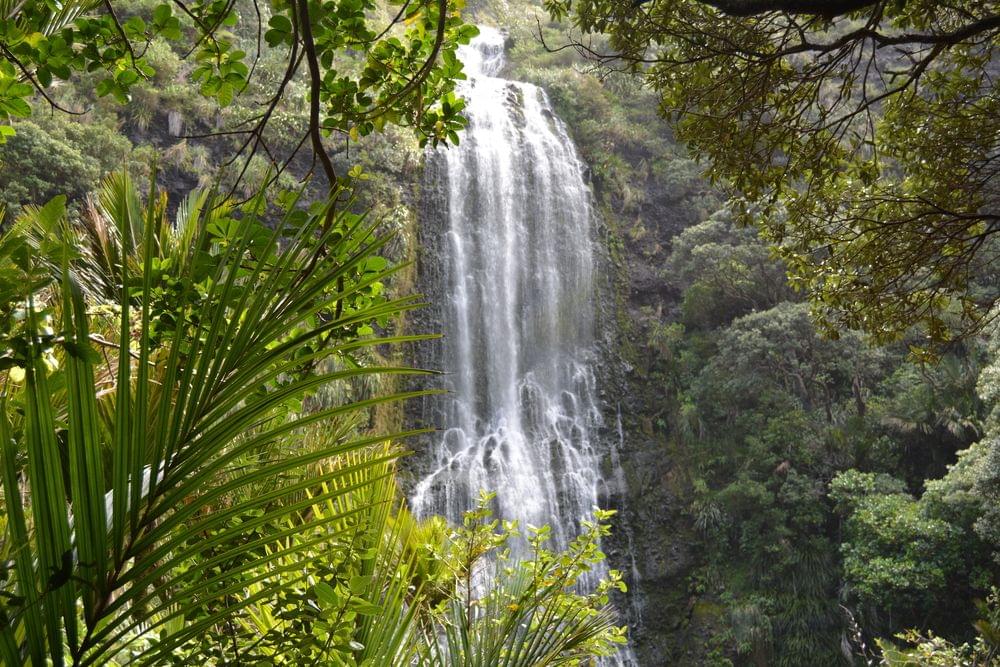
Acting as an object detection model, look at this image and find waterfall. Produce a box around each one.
[411,26,636,665]
[412,24,602,551]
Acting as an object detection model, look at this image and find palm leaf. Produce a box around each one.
[0,0,100,34]
[0,173,437,665]
[423,564,619,667]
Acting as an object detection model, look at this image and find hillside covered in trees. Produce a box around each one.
[0,0,999,665]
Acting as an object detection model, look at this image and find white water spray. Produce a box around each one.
[411,26,636,665]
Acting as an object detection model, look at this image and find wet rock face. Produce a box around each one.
[575,95,720,667]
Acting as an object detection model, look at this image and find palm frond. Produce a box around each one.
[0,173,437,665]
[1,0,100,33]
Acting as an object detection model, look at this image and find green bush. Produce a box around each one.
[0,115,131,215]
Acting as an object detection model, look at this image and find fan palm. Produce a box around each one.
[881,355,982,442]
[0,173,436,665]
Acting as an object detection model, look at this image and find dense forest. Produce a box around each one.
[0,0,999,665]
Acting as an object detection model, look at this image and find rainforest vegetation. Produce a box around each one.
[0,0,999,665]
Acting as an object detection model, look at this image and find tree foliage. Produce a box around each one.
[545,0,1000,346]
[629,205,998,661]
[833,474,965,618]
[0,0,478,188]
[0,113,130,215]
[878,588,1000,666]
[665,209,791,329]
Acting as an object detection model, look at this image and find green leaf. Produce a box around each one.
[348,599,382,616]
[152,4,172,25]
[314,582,340,609]
[349,575,371,595]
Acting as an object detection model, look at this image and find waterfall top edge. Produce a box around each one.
[460,25,507,78]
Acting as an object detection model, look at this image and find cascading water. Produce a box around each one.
[411,26,636,665]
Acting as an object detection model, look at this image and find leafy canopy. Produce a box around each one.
[0,0,478,186]
[545,0,1000,348]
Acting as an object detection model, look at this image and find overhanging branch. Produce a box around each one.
[695,0,879,17]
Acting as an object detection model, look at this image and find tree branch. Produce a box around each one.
[694,0,879,17]
[296,0,338,192]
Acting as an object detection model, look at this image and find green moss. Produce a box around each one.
[692,600,727,623]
